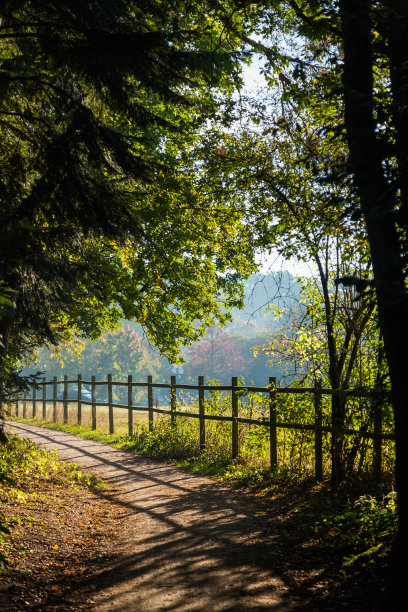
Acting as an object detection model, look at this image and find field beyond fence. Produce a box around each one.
[10,374,395,483]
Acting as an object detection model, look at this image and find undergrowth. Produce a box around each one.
[316,491,397,572]
[0,433,106,572]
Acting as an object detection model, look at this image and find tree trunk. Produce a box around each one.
[0,318,12,429]
[382,0,408,220]
[315,252,347,482]
[339,0,408,606]
[0,279,17,430]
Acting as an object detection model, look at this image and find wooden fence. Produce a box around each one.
[11,374,394,483]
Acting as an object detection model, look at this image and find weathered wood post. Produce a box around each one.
[63,375,68,424]
[314,379,323,481]
[170,375,176,427]
[91,376,96,430]
[373,397,383,485]
[32,386,36,418]
[198,376,205,451]
[128,375,133,436]
[108,373,114,434]
[269,376,277,471]
[148,375,153,432]
[42,377,47,420]
[231,376,239,459]
[23,390,27,418]
[15,398,19,417]
[52,376,57,422]
[77,373,82,426]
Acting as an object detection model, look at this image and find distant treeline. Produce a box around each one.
[23,272,300,385]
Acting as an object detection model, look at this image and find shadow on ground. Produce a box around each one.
[9,422,386,612]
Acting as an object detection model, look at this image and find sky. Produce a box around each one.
[257,251,314,278]
[242,57,315,279]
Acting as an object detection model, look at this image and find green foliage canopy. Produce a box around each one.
[0,0,256,375]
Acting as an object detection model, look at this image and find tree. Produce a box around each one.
[206,0,408,601]
[337,3,408,581]
[196,69,377,480]
[31,326,163,381]
[184,326,247,381]
[263,268,387,477]
[0,1,256,403]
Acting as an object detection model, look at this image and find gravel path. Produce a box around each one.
[8,421,302,612]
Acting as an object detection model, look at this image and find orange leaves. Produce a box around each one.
[214,146,227,156]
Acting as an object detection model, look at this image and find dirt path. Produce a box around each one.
[7,421,304,612]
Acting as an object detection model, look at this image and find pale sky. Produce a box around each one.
[256,252,315,278]
[241,60,315,279]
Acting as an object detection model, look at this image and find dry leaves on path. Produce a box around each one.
[0,477,122,611]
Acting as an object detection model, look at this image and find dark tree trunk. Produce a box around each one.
[0,319,12,428]
[382,0,408,221]
[339,0,408,606]
[0,321,12,378]
[0,278,17,429]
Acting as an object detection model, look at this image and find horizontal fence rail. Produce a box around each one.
[11,374,394,484]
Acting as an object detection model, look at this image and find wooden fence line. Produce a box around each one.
[10,374,394,484]
[30,378,389,398]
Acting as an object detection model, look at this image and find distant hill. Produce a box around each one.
[227,271,301,337]
[118,271,300,339]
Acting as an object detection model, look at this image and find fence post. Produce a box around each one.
[42,377,47,420]
[63,375,68,424]
[198,376,206,451]
[53,376,57,422]
[128,375,133,436]
[170,375,176,427]
[91,376,96,430]
[373,399,383,485]
[314,379,323,481]
[15,399,19,417]
[32,386,36,418]
[269,376,277,471]
[148,375,153,432]
[231,376,239,459]
[77,373,82,426]
[23,391,27,418]
[108,373,114,434]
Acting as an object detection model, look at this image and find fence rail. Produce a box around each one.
[11,374,394,484]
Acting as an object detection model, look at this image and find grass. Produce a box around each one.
[9,411,302,488]
[12,400,149,434]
